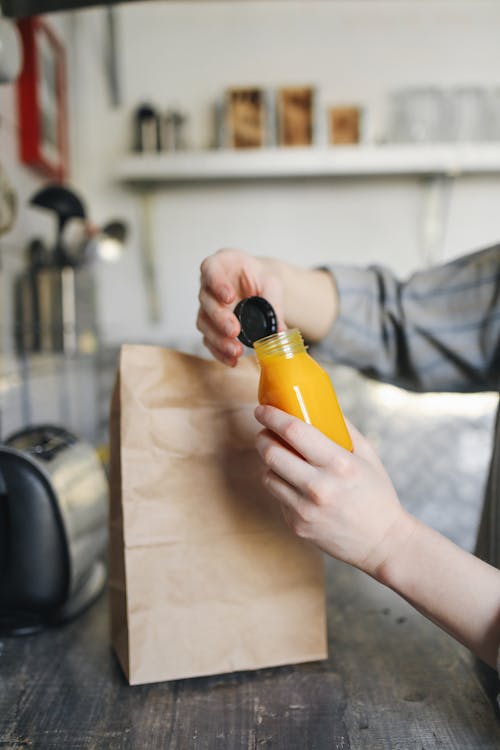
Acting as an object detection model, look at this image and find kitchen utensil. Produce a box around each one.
[15,259,99,354]
[30,183,87,267]
[133,103,161,152]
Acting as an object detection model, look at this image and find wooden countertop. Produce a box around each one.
[1,556,499,749]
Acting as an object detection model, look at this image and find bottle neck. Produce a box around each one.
[253,329,307,363]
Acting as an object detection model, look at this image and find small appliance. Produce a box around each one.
[0,425,108,634]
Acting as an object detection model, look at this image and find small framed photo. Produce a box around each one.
[16,17,69,180]
[226,88,266,148]
[328,106,362,145]
[277,87,315,147]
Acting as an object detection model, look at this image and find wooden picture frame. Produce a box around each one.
[16,17,69,180]
[277,87,315,147]
[226,88,266,149]
[328,106,361,145]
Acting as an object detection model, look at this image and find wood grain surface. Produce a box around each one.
[1,556,499,750]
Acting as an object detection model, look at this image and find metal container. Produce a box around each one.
[15,264,99,355]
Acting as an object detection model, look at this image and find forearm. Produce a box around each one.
[259,257,339,342]
[316,245,500,391]
[376,514,500,668]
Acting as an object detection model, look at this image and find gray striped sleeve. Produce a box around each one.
[312,244,500,392]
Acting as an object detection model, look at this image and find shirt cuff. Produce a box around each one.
[311,263,382,372]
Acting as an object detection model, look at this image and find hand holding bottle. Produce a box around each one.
[197,248,285,367]
[254,404,414,577]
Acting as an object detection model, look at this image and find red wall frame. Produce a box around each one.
[16,17,69,181]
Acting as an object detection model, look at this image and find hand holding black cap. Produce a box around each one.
[233,296,278,348]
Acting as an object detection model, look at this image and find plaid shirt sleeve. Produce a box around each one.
[311,243,500,393]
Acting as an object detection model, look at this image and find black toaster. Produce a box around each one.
[0,425,108,634]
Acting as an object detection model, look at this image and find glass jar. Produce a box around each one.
[254,328,352,451]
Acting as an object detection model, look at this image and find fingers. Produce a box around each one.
[261,469,310,525]
[199,314,242,357]
[197,282,243,365]
[198,252,246,366]
[202,339,239,367]
[198,312,243,366]
[200,255,236,305]
[256,429,316,495]
[254,404,349,467]
[198,248,286,366]
[197,288,240,338]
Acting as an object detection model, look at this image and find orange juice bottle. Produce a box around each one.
[234,296,352,451]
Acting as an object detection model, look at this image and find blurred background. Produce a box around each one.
[0,0,499,550]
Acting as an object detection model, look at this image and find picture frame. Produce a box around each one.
[328,106,361,145]
[277,87,315,147]
[16,17,68,181]
[226,87,266,149]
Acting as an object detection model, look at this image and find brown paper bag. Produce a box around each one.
[109,344,327,685]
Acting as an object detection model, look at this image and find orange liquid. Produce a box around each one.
[257,349,353,452]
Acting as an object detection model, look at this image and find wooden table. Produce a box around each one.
[1,556,499,749]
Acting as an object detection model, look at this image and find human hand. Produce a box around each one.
[254,405,416,578]
[197,248,285,367]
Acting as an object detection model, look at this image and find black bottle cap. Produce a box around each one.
[234,296,278,348]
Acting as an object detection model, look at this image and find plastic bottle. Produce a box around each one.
[234,296,352,451]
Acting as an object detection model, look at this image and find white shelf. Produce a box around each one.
[115,144,500,184]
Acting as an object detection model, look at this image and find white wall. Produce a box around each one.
[11,2,500,351]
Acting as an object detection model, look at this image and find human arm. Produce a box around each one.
[315,243,500,392]
[255,404,500,669]
[196,248,338,366]
[198,243,500,388]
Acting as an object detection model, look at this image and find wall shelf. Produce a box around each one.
[115,144,500,184]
